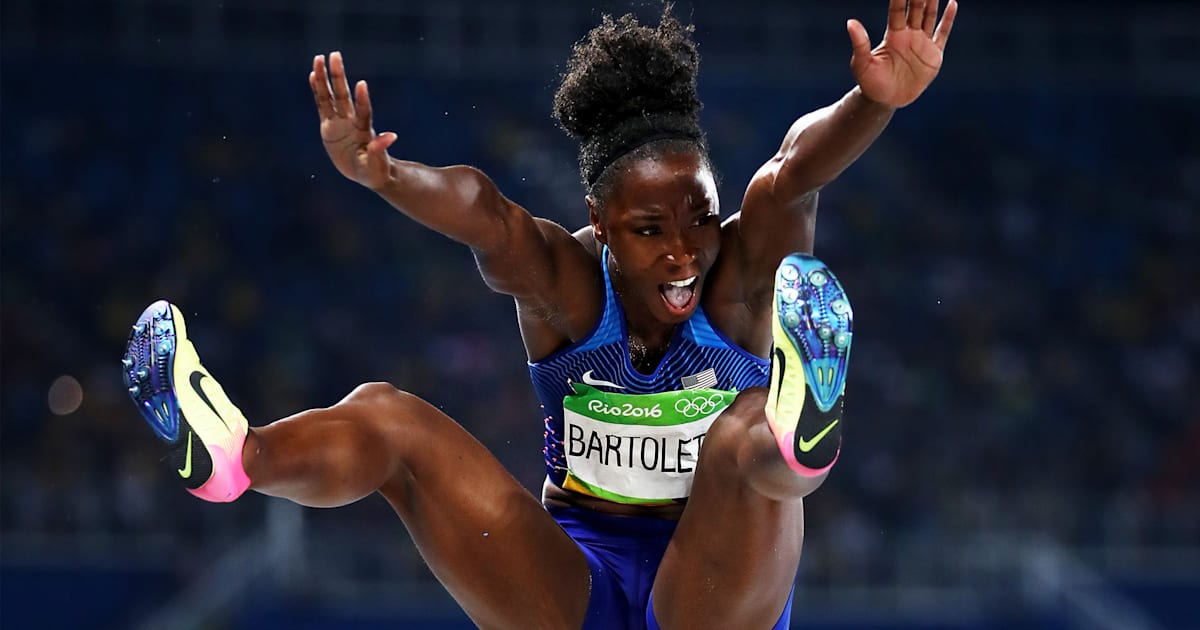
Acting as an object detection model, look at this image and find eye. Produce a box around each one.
[635,225,662,236]
[691,213,718,227]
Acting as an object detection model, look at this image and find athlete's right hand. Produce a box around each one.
[310,51,397,191]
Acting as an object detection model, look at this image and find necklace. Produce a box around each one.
[628,334,649,368]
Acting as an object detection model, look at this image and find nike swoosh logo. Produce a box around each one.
[189,370,231,431]
[772,347,786,401]
[177,431,194,478]
[796,418,839,453]
[581,370,625,390]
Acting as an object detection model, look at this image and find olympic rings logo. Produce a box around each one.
[674,394,727,418]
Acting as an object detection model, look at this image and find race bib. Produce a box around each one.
[561,383,736,504]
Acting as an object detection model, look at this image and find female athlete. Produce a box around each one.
[122,2,955,627]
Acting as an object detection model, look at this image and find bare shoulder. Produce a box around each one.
[516,219,606,361]
[514,217,603,299]
[571,223,603,260]
[712,169,818,308]
[698,214,772,356]
[707,213,760,305]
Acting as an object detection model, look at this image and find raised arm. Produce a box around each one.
[309,52,596,310]
[733,0,957,283]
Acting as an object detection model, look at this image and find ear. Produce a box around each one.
[586,195,607,244]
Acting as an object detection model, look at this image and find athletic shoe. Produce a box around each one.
[122,300,251,502]
[764,254,852,477]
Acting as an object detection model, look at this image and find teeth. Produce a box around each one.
[667,276,697,288]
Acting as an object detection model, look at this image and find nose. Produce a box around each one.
[663,230,698,267]
[664,250,694,265]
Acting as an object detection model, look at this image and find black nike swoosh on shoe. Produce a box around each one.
[775,345,837,451]
[773,346,786,399]
[174,411,214,491]
[189,370,232,432]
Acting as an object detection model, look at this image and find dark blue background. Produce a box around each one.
[3,1,1197,627]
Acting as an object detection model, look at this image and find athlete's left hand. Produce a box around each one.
[848,0,958,108]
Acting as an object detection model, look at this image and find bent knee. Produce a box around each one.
[703,387,829,499]
[710,388,768,435]
[341,382,421,411]
[701,388,768,460]
[334,382,428,435]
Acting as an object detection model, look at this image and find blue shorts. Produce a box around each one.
[550,506,795,630]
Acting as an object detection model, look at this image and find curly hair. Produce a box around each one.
[552,5,709,202]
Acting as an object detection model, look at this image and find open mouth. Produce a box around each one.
[659,276,698,315]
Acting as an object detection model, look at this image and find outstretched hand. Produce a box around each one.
[310,52,397,190]
[847,0,957,108]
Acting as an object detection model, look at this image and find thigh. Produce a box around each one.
[650,388,804,629]
[357,387,591,630]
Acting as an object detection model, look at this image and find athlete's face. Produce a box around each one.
[590,150,721,327]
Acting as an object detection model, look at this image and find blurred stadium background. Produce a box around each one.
[2,1,1197,628]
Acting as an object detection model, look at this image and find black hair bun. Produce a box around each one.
[553,7,705,187]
